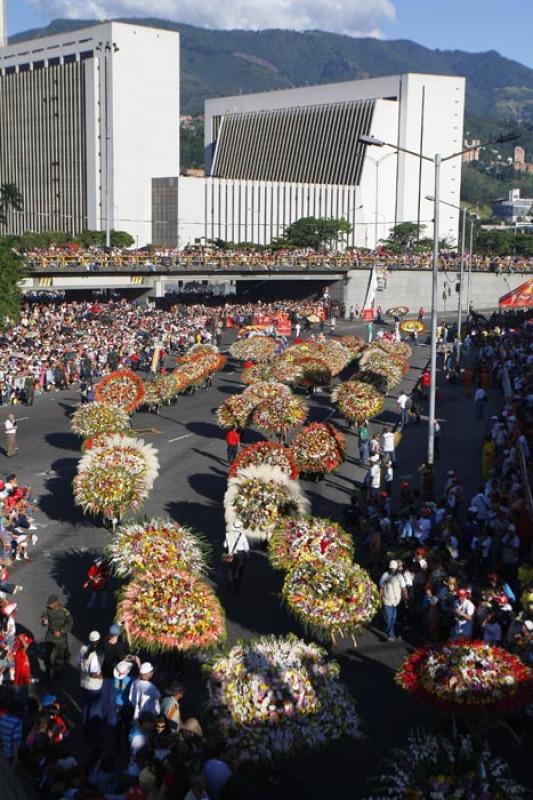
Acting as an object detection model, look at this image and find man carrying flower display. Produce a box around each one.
[225,427,240,465]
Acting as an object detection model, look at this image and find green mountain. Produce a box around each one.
[11,17,533,120]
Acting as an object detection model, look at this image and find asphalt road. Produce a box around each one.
[1,319,524,799]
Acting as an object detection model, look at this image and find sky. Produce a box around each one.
[7,0,533,69]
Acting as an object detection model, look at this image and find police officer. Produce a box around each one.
[41,595,73,681]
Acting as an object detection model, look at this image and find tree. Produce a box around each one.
[0,244,24,328]
[0,183,23,225]
[74,230,135,248]
[382,222,426,252]
[281,216,352,249]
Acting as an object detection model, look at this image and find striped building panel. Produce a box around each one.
[212,99,375,186]
[0,60,88,235]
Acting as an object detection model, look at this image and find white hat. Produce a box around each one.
[114,659,133,680]
[388,560,398,570]
[89,631,101,643]
[524,620,533,632]
[140,662,154,675]
[233,519,243,529]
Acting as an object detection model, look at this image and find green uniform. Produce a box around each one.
[42,605,73,678]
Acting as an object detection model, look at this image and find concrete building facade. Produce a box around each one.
[165,72,465,250]
[0,21,180,245]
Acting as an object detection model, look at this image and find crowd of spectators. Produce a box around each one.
[354,312,532,656]
[21,245,533,274]
[0,298,329,406]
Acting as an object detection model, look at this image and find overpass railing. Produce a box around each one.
[22,254,533,274]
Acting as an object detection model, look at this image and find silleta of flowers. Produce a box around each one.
[224,465,309,543]
[396,640,533,716]
[283,561,379,642]
[206,635,361,763]
[339,336,366,358]
[228,441,299,480]
[268,516,354,572]
[240,362,273,385]
[331,381,384,424]
[106,519,208,578]
[73,463,148,521]
[230,335,277,363]
[95,368,146,413]
[71,402,131,438]
[365,729,528,800]
[375,339,412,360]
[290,422,346,475]
[292,357,332,388]
[77,434,160,492]
[117,567,226,653]
[252,394,308,436]
[216,394,257,430]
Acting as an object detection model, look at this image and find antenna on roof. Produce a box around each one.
[0,0,7,49]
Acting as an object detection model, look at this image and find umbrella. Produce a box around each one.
[386,306,409,317]
[400,320,425,334]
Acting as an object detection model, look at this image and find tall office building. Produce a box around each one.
[0,19,180,244]
[169,73,465,249]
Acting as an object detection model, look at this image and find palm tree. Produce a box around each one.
[0,183,23,224]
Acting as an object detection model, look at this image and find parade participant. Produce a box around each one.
[13,633,33,701]
[225,427,240,464]
[83,557,110,610]
[379,560,408,641]
[79,631,104,727]
[223,519,250,593]
[41,594,73,682]
[129,662,161,719]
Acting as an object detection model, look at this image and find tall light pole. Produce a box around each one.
[466,214,476,323]
[96,41,119,249]
[359,130,519,467]
[426,195,467,360]
[366,151,397,250]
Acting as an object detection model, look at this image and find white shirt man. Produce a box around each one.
[451,591,475,639]
[379,560,407,640]
[471,490,491,521]
[381,428,395,460]
[4,415,17,457]
[129,663,161,719]
[79,632,104,693]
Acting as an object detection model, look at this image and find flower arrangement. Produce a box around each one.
[386,306,409,317]
[206,635,361,763]
[331,381,384,423]
[252,394,308,436]
[400,319,426,335]
[73,463,148,520]
[268,516,354,572]
[283,561,379,642]
[243,381,291,404]
[216,394,256,430]
[188,343,219,357]
[375,339,412,360]
[228,441,299,480]
[283,341,350,376]
[106,518,208,578]
[339,336,365,359]
[290,422,346,475]
[230,336,277,362]
[396,640,533,716]
[241,363,274,385]
[365,729,528,800]
[174,355,210,386]
[117,568,226,653]
[71,402,131,438]
[77,434,160,491]
[292,357,332,388]
[82,431,132,453]
[142,380,165,409]
[172,370,191,394]
[224,465,309,542]
[360,356,404,391]
[95,369,145,413]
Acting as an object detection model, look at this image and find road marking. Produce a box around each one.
[168,433,194,443]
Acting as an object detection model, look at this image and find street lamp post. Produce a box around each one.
[359,130,518,467]
[426,195,467,360]
[366,151,397,250]
[466,214,476,324]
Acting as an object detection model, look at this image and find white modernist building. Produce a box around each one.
[170,73,465,249]
[0,19,180,245]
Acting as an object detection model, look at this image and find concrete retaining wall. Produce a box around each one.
[344,269,529,314]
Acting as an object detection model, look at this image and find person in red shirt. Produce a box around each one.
[83,558,110,610]
[225,428,240,464]
[14,634,32,701]
[421,369,431,398]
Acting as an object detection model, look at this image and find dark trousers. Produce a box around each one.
[227,552,247,592]
[227,444,238,463]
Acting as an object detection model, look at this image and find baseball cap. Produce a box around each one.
[388,560,398,570]
[114,660,133,680]
[140,662,154,675]
[457,588,469,599]
[109,623,121,636]
[89,631,101,643]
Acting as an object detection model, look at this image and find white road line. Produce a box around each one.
[168,433,194,443]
